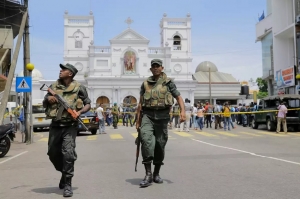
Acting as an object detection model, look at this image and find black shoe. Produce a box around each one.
[63,177,73,197]
[153,165,163,184]
[140,164,152,187]
[59,173,65,189]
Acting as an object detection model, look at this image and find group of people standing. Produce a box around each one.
[169,100,238,131]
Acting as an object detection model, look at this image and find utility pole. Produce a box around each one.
[23,0,32,144]
[209,67,212,105]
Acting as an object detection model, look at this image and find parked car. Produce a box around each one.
[78,111,99,135]
[32,104,51,131]
[251,94,300,131]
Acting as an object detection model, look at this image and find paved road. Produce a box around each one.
[1,124,300,199]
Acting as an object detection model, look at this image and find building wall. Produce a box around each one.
[261,32,273,79]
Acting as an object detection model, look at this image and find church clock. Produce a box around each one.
[74,30,84,41]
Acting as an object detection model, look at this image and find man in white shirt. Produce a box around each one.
[96,104,106,134]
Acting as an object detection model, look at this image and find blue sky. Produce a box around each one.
[15,0,265,81]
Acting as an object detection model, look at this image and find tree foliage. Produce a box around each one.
[256,78,268,92]
[257,92,268,99]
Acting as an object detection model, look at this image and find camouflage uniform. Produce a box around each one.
[43,64,91,196]
[43,79,91,179]
[112,103,119,129]
[140,72,180,166]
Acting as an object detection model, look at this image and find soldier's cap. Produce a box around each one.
[114,103,117,105]
[60,63,78,76]
[151,59,163,67]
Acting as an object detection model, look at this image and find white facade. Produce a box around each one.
[256,0,299,95]
[11,12,244,107]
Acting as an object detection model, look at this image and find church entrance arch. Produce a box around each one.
[96,96,110,107]
[123,95,137,106]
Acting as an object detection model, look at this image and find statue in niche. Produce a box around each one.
[124,51,136,74]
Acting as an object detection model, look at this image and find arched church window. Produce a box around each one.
[173,35,181,50]
[124,51,136,74]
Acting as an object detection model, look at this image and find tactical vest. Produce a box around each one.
[45,80,83,121]
[112,106,118,115]
[142,77,174,109]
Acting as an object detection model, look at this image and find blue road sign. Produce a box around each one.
[16,77,32,93]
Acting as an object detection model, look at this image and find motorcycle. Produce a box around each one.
[0,123,16,158]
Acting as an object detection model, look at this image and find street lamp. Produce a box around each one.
[26,63,34,144]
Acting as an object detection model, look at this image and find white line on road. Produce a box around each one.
[0,151,28,165]
[191,139,300,166]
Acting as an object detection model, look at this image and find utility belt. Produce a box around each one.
[51,120,78,127]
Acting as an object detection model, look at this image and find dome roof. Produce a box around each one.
[195,61,218,73]
[18,68,43,81]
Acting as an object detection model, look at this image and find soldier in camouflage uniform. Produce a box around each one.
[43,63,91,197]
[135,59,186,187]
[112,103,119,129]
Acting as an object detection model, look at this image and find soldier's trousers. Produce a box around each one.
[47,123,77,178]
[113,115,118,127]
[140,114,169,165]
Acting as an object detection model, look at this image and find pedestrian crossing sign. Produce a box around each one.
[16,77,32,92]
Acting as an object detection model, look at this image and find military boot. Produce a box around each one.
[153,165,163,184]
[63,177,73,197]
[139,164,152,187]
[59,173,65,189]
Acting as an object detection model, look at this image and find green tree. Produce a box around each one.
[257,92,268,99]
[256,78,268,92]
[256,77,268,99]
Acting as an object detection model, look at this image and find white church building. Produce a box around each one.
[14,12,245,107]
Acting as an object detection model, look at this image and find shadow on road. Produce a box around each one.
[31,186,78,195]
[125,178,174,186]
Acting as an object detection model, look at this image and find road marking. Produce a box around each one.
[0,151,28,165]
[131,133,138,138]
[195,131,218,137]
[38,138,48,142]
[110,134,123,139]
[258,131,288,137]
[216,131,239,137]
[87,135,97,141]
[288,133,300,137]
[34,133,44,138]
[168,135,176,139]
[239,132,262,137]
[192,139,300,166]
[173,131,193,137]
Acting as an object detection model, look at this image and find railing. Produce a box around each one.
[68,19,89,24]
[148,47,165,54]
[167,21,186,26]
[94,46,111,53]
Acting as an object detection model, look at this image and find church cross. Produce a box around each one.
[125,17,133,28]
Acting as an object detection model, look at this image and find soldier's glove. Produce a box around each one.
[135,137,139,145]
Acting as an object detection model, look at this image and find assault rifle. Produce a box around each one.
[40,84,88,131]
[135,127,141,172]
[135,110,143,172]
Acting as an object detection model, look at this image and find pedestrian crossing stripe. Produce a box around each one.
[173,131,193,137]
[131,133,138,138]
[216,131,239,137]
[239,132,262,137]
[194,131,218,137]
[87,135,97,140]
[257,131,288,137]
[110,134,123,139]
[38,138,48,142]
[17,78,30,89]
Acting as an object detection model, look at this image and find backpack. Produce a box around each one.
[223,106,230,117]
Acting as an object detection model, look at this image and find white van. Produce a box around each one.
[32,99,51,131]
